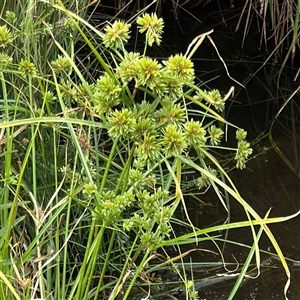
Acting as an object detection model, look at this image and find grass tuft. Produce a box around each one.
[0,1,297,299]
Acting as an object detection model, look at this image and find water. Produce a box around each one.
[185,128,300,299]
[167,6,300,298]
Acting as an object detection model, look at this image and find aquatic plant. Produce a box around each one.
[0,1,298,299]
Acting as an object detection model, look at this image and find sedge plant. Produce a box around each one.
[0,1,298,299]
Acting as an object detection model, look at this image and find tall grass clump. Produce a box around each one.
[0,1,298,299]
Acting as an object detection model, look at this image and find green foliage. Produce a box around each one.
[0,25,12,47]
[0,2,295,300]
[137,13,164,46]
[18,59,37,77]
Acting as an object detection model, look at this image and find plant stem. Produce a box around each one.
[122,248,151,300]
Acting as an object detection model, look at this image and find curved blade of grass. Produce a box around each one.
[164,157,197,242]
[181,150,261,270]
[178,154,299,299]
[0,116,103,129]
[159,211,300,248]
[228,210,270,300]
[0,270,21,300]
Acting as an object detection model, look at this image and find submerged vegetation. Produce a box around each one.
[0,1,299,299]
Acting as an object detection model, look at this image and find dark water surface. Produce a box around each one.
[162,6,300,298]
[185,129,300,300]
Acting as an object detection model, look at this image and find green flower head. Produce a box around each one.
[51,55,72,74]
[64,18,77,32]
[163,54,194,82]
[235,140,253,169]
[236,128,247,141]
[159,100,186,126]
[184,120,207,147]
[19,59,36,77]
[5,11,16,24]
[44,91,56,104]
[83,182,97,199]
[0,52,12,70]
[197,166,218,190]
[136,57,162,89]
[153,77,184,99]
[132,118,155,141]
[135,134,161,164]
[162,124,187,157]
[107,108,136,139]
[137,13,164,46]
[94,73,121,114]
[0,25,12,48]
[102,20,131,49]
[194,89,225,112]
[117,52,140,83]
[208,89,225,111]
[208,125,223,146]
